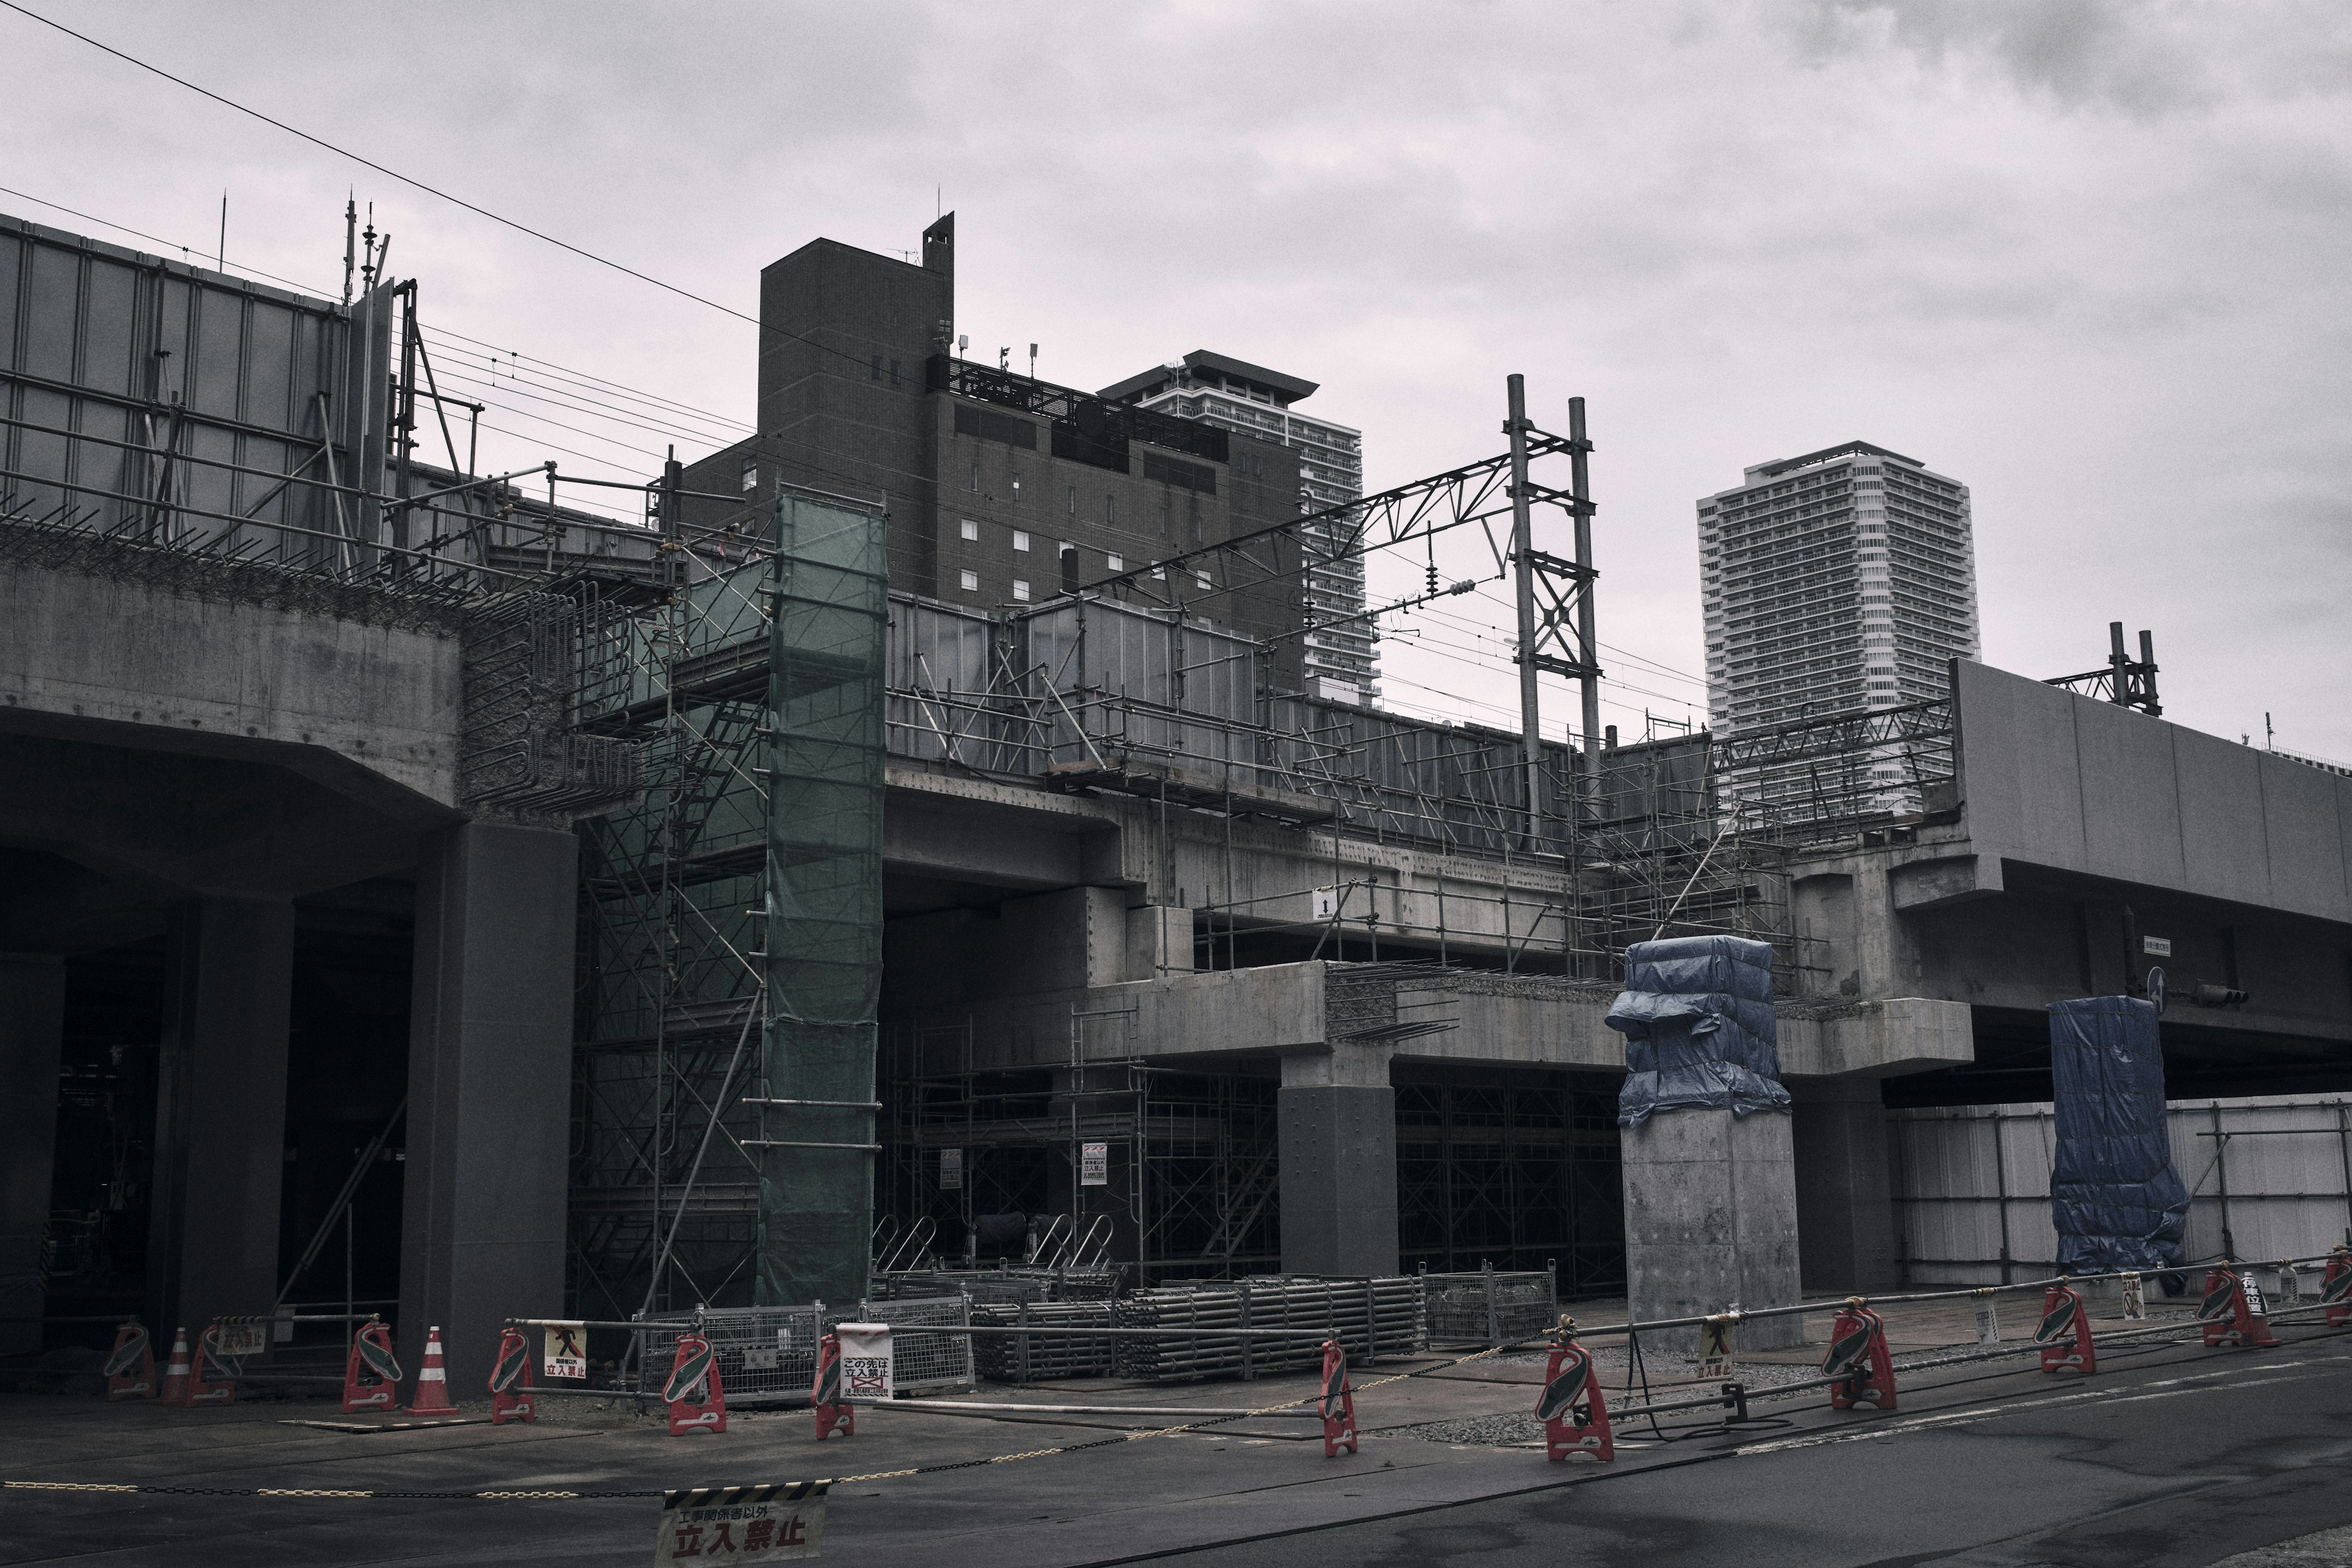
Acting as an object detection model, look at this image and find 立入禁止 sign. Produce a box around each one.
[836,1324,892,1400]
[543,1321,587,1380]
[1080,1142,1107,1186]
[656,1485,826,1562]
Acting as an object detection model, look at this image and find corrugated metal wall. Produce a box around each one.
[1893,1095,2352,1284]
[0,212,377,565]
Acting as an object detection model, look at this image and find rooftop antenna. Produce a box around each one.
[2266,712,2274,750]
[1029,342,1038,379]
[342,194,357,305]
[957,334,968,358]
[360,206,379,291]
[216,191,226,271]
[999,346,1011,372]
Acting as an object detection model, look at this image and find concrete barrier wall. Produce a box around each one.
[1954,660,2352,924]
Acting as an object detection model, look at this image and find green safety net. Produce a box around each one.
[756,491,889,1310]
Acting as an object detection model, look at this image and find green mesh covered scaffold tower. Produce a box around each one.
[754,492,889,1308]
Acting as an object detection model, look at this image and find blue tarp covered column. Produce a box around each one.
[2048,997,2189,1273]
[1608,935,1792,1127]
[1608,936,1801,1348]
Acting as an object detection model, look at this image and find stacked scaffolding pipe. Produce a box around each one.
[1111,1276,1427,1382]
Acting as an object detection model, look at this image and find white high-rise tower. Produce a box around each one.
[1697,441,1979,813]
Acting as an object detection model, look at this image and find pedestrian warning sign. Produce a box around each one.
[543,1321,587,1380]
[657,1482,827,1562]
[1081,1142,1108,1186]
[837,1323,892,1400]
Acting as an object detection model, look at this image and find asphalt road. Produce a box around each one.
[4,1324,2349,1566]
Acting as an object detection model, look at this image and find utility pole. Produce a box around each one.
[1507,375,1542,850]
[1567,396,1601,816]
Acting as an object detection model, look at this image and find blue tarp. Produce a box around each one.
[2049,996,2190,1273]
[1608,935,1791,1127]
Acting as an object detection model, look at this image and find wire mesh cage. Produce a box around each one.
[636,1305,824,1406]
[1420,1267,1559,1348]
[846,1294,976,1394]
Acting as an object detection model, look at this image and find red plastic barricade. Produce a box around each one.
[2323,1248,2352,1329]
[2035,1281,2095,1376]
[342,1320,402,1414]
[2198,1267,2279,1350]
[1318,1340,1358,1458]
[663,1331,726,1437]
[1536,1321,1613,1462]
[812,1332,853,1441]
[489,1327,537,1425]
[182,1323,239,1406]
[103,1322,154,1401]
[1823,1298,1898,1411]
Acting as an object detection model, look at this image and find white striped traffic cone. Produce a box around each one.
[159,1327,191,1405]
[407,1325,456,1414]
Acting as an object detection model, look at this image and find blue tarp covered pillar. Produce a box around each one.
[1609,936,1801,1348]
[2048,997,2189,1273]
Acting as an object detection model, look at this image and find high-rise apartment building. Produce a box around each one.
[1102,352,1373,704]
[1697,440,1979,811]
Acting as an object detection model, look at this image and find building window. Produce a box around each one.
[889,358,900,387]
[1012,579,1031,602]
[1152,566,1167,581]
[871,356,881,381]
[1105,494,1115,525]
[971,463,980,492]
[739,458,758,494]
[960,518,979,541]
[1106,553,1123,572]
[1159,497,1170,535]
[960,570,979,592]
[1196,571,1213,590]
[1068,485,1076,516]
[1013,530,1031,552]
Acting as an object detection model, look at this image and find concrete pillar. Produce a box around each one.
[1792,1077,1901,1292]
[1621,1108,1803,1351]
[398,822,578,1389]
[0,954,67,1355]
[1277,1046,1398,1277]
[146,899,296,1336]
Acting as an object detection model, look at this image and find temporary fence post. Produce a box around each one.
[1483,1260,1499,1349]
[1363,1278,1379,1364]
[1016,1298,1033,1386]
[1822,1297,1897,1411]
[1238,1280,1253,1382]
[1537,1316,1613,1463]
[2034,1280,2095,1377]
[2323,1246,2352,1327]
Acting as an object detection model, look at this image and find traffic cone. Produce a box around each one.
[408,1326,458,1414]
[159,1327,191,1404]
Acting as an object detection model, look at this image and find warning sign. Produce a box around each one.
[657,1487,826,1563]
[837,1323,892,1401]
[2122,1273,2146,1321]
[1696,1315,1735,1378]
[1973,1298,2000,1344]
[1080,1142,1108,1187]
[543,1321,587,1380]
[215,1322,268,1360]
[940,1148,963,1191]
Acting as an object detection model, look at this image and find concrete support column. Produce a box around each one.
[1792,1077,1901,1293]
[0,954,67,1355]
[146,900,296,1335]
[1621,1109,1803,1351]
[398,822,578,1389]
[1277,1046,1398,1278]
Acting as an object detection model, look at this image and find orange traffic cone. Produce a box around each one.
[159,1327,192,1404]
[409,1326,457,1414]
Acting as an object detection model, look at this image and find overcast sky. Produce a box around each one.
[7,1,2347,757]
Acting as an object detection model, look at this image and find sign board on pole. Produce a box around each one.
[1973,1297,2000,1344]
[940,1148,963,1191]
[2141,935,2173,957]
[656,1485,827,1563]
[837,1323,893,1400]
[543,1321,588,1380]
[216,1322,268,1360]
[1080,1142,1109,1187]
[1312,886,1340,920]
[1695,1315,1735,1378]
